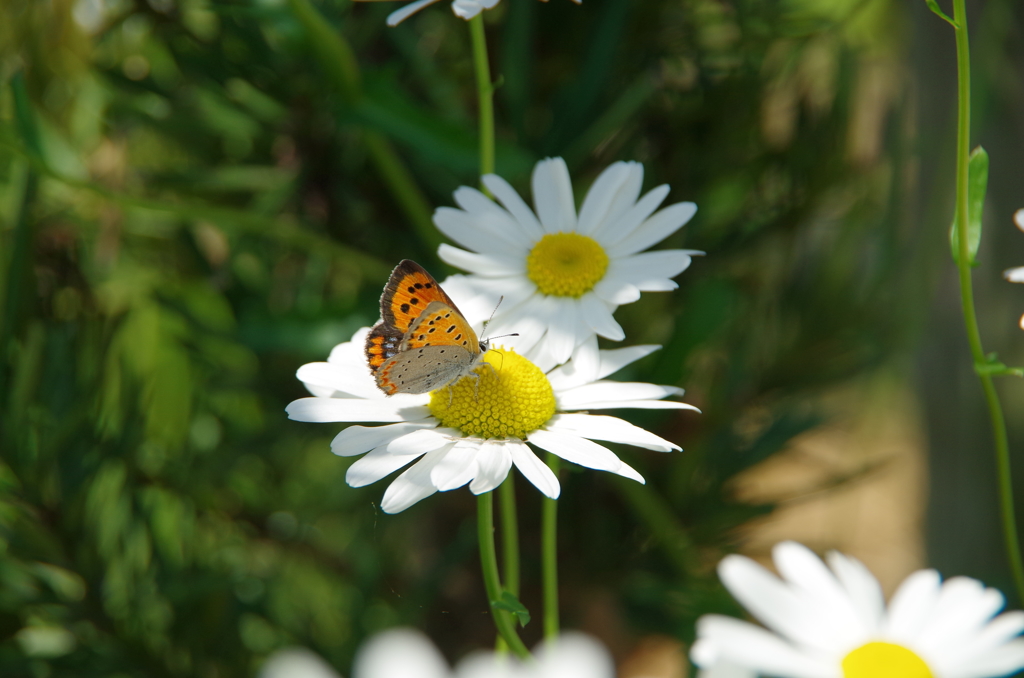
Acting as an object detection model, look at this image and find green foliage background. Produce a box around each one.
[1,0,1023,675]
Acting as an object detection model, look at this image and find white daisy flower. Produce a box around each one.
[285,327,696,514]
[434,157,701,371]
[352,628,613,678]
[692,541,1024,678]
[1005,208,1024,330]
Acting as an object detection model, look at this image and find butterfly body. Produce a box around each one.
[366,261,488,396]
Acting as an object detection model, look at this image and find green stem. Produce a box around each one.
[477,493,531,659]
[949,0,1024,603]
[469,15,496,180]
[499,475,520,597]
[542,454,560,640]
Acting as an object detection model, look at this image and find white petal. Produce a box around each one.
[545,297,582,366]
[346,442,441,488]
[1015,208,1024,232]
[695,660,759,678]
[942,611,1024,676]
[482,174,545,241]
[772,542,867,648]
[596,344,662,380]
[718,553,836,652]
[585,163,645,243]
[528,429,625,474]
[385,0,443,26]
[260,648,342,678]
[695,615,838,678]
[826,551,885,633]
[591,275,641,305]
[958,640,1024,678]
[567,400,698,410]
[557,381,683,410]
[352,628,450,678]
[884,569,943,641]
[438,244,525,278]
[387,428,459,455]
[532,157,577,234]
[534,632,615,678]
[451,0,496,21]
[608,201,698,257]
[545,335,601,391]
[919,577,1005,660]
[380,450,447,513]
[326,328,371,366]
[1004,266,1024,283]
[576,162,633,237]
[470,441,513,494]
[331,422,437,457]
[430,440,481,491]
[615,458,646,484]
[434,207,519,256]
[451,186,532,253]
[508,441,560,498]
[598,184,670,247]
[579,293,625,341]
[546,413,678,452]
[610,250,699,290]
[296,361,379,399]
[286,397,431,424]
[455,652,521,678]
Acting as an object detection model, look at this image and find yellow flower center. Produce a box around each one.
[429,348,556,439]
[527,232,609,297]
[842,642,933,678]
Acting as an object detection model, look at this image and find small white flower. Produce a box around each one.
[352,628,614,678]
[285,326,696,513]
[435,157,701,371]
[1005,209,1024,330]
[259,648,342,678]
[384,0,499,27]
[381,0,582,26]
[692,541,1024,678]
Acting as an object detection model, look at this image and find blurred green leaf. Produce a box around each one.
[493,591,531,628]
[950,146,988,267]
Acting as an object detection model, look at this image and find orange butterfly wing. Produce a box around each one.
[379,260,461,334]
[366,260,476,375]
[401,301,481,353]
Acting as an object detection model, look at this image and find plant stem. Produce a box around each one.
[542,454,560,640]
[499,475,520,597]
[469,15,496,180]
[478,492,531,659]
[950,0,1024,603]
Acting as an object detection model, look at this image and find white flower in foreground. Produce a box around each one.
[435,157,700,370]
[1005,208,1024,330]
[259,648,341,678]
[285,327,695,513]
[692,541,1024,678]
[352,628,613,678]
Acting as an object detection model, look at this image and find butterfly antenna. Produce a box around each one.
[482,296,504,333]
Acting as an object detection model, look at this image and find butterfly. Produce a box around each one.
[366,260,489,396]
